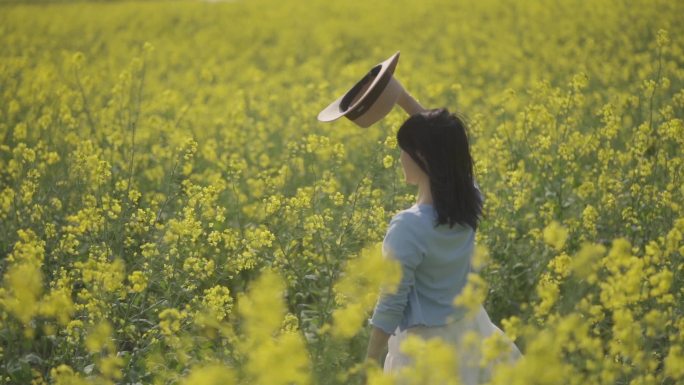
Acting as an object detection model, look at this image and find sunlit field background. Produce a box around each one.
[1,0,683,383]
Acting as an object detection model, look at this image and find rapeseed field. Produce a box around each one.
[0,0,682,383]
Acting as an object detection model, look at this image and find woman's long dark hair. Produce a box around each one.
[397,107,483,231]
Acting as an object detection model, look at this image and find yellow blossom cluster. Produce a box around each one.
[0,0,682,383]
[327,242,401,338]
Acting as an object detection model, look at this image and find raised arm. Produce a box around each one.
[395,79,427,115]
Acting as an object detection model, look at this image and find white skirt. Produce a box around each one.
[383,304,523,385]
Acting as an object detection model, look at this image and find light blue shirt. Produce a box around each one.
[369,203,475,335]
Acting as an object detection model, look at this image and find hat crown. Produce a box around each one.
[317,51,426,127]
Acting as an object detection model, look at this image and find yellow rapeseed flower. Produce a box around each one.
[664,344,684,381]
[382,155,394,169]
[569,242,606,283]
[543,220,569,251]
[180,363,236,385]
[85,321,114,354]
[330,242,401,338]
[38,287,75,326]
[127,271,148,293]
[237,269,312,384]
[397,335,460,385]
[159,308,183,336]
[51,364,89,385]
[454,272,489,320]
[2,261,43,325]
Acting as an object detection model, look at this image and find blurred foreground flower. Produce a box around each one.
[330,242,401,338]
[237,268,312,385]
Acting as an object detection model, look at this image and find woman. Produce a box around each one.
[365,107,523,384]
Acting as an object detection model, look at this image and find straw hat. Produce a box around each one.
[317,51,425,127]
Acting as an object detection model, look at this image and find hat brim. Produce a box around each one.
[317,51,400,122]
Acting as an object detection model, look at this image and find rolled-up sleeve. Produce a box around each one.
[369,213,424,335]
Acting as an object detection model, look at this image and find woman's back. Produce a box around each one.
[377,203,524,384]
[370,203,475,335]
